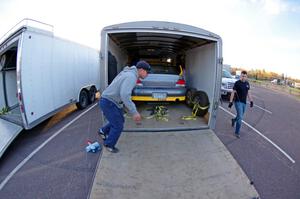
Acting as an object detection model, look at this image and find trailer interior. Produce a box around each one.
[0,40,23,126]
[105,31,218,131]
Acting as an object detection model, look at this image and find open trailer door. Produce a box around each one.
[0,118,23,158]
[0,22,24,158]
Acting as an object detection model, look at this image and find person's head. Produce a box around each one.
[136,60,151,79]
[240,70,248,82]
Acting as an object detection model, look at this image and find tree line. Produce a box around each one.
[230,68,300,82]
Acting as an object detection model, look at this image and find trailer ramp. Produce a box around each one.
[89,130,259,199]
[0,118,23,158]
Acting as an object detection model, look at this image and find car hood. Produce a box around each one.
[222,77,237,84]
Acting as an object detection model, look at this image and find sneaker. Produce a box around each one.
[235,133,240,138]
[104,145,119,153]
[231,118,235,127]
[98,129,107,140]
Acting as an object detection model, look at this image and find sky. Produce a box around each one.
[0,0,299,79]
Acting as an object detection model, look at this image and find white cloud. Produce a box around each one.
[248,0,300,16]
[263,0,286,15]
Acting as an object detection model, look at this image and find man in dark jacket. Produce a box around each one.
[98,60,151,153]
[228,70,253,138]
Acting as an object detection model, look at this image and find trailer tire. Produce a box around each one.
[76,89,89,110]
[88,86,96,104]
[193,91,209,117]
[186,88,197,108]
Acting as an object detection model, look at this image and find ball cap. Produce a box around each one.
[136,60,151,72]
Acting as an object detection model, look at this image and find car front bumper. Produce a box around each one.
[221,88,233,96]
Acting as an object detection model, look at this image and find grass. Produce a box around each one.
[0,107,9,115]
[251,79,264,84]
[249,79,300,100]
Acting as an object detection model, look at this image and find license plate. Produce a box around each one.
[152,92,167,100]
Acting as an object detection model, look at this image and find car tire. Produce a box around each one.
[76,89,89,110]
[88,86,96,104]
[186,88,197,108]
[193,90,209,117]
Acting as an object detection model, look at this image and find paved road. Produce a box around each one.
[0,103,102,199]
[0,85,299,199]
[215,85,300,199]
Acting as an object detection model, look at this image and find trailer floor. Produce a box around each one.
[124,102,208,131]
[89,130,259,199]
[0,106,22,125]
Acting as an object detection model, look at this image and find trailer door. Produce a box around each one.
[0,118,23,158]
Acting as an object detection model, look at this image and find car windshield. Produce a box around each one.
[150,65,179,75]
[222,70,233,78]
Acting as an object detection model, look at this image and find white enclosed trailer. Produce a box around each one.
[0,19,100,157]
[100,21,222,131]
[91,21,259,198]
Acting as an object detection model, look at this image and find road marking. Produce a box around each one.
[249,95,272,114]
[252,103,272,114]
[219,106,295,164]
[0,103,98,191]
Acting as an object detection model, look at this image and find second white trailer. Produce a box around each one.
[0,19,100,157]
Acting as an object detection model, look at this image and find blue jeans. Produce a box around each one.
[99,98,124,147]
[233,101,246,135]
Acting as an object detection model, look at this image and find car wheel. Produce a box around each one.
[76,89,89,109]
[193,90,209,117]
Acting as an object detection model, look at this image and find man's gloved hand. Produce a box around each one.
[228,102,233,108]
[250,101,254,108]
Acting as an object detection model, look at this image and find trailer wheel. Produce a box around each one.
[193,91,209,117]
[76,89,89,109]
[88,86,96,104]
[186,88,197,108]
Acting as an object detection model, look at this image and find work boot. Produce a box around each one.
[104,144,119,153]
[231,118,235,127]
[98,128,107,140]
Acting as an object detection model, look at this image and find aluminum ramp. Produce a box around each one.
[0,118,23,158]
[89,129,259,199]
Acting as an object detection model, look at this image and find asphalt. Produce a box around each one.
[0,103,102,199]
[215,85,300,199]
[0,84,300,198]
